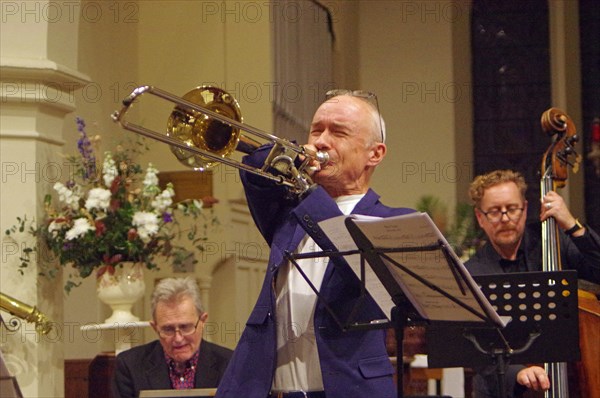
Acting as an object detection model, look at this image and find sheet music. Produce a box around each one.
[319,212,505,326]
[319,215,396,320]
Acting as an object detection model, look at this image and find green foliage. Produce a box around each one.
[416,195,482,258]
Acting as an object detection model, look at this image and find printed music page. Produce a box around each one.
[319,212,505,326]
[318,214,396,320]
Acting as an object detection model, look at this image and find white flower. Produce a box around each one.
[151,186,174,212]
[132,211,160,242]
[142,163,160,197]
[85,188,112,211]
[102,152,118,187]
[48,220,67,236]
[65,218,95,240]
[192,199,203,210]
[54,182,81,210]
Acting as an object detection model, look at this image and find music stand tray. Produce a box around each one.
[427,270,580,369]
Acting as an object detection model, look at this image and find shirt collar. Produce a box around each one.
[165,349,200,373]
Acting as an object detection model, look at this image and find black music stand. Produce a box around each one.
[426,270,580,398]
[285,212,507,398]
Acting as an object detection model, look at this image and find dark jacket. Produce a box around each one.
[215,145,415,398]
[112,339,233,398]
[466,222,600,282]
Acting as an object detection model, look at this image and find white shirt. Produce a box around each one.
[271,194,364,392]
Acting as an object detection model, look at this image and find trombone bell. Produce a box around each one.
[167,86,246,171]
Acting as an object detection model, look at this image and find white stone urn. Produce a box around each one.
[96,262,145,324]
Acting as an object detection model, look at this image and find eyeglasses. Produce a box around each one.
[157,316,201,338]
[325,89,385,143]
[479,206,525,223]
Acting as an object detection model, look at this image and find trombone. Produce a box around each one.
[111,85,329,196]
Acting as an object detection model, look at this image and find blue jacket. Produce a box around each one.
[216,146,414,398]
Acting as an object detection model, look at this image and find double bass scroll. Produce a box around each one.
[540,108,581,190]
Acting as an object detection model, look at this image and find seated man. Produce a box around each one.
[112,277,233,398]
[465,169,600,398]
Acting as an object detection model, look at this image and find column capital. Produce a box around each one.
[1,57,91,114]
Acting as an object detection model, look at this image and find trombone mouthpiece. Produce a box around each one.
[315,151,329,164]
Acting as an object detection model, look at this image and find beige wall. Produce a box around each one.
[326,0,473,218]
[359,0,473,212]
[1,0,585,380]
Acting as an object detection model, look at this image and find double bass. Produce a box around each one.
[539,108,600,398]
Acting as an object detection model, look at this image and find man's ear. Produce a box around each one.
[367,143,386,166]
[200,312,208,322]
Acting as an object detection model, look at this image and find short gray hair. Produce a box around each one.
[151,277,204,320]
[336,93,386,144]
[366,103,386,145]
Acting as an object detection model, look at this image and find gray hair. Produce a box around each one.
[151,277,204,320]
[374,111,386,144]
[339,94,386,144]
[362,102,386,145]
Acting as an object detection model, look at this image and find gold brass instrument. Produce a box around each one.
[111,85,329,196]
[0,292,53,335]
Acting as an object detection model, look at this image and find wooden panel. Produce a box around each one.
[574,291,600,398]
[65,359,91,398]
[88,353,116,398]
[158,170,213,205]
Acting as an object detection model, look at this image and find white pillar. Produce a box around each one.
[1,1,90,396]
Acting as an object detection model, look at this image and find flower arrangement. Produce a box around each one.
[5,118,216,292]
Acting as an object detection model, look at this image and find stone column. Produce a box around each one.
[0,1,90,396]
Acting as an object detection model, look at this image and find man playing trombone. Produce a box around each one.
[215,90,415,398]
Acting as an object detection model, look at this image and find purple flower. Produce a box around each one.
[76,117,96,180]
[76,117,85,133]
[163,212,173,223]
